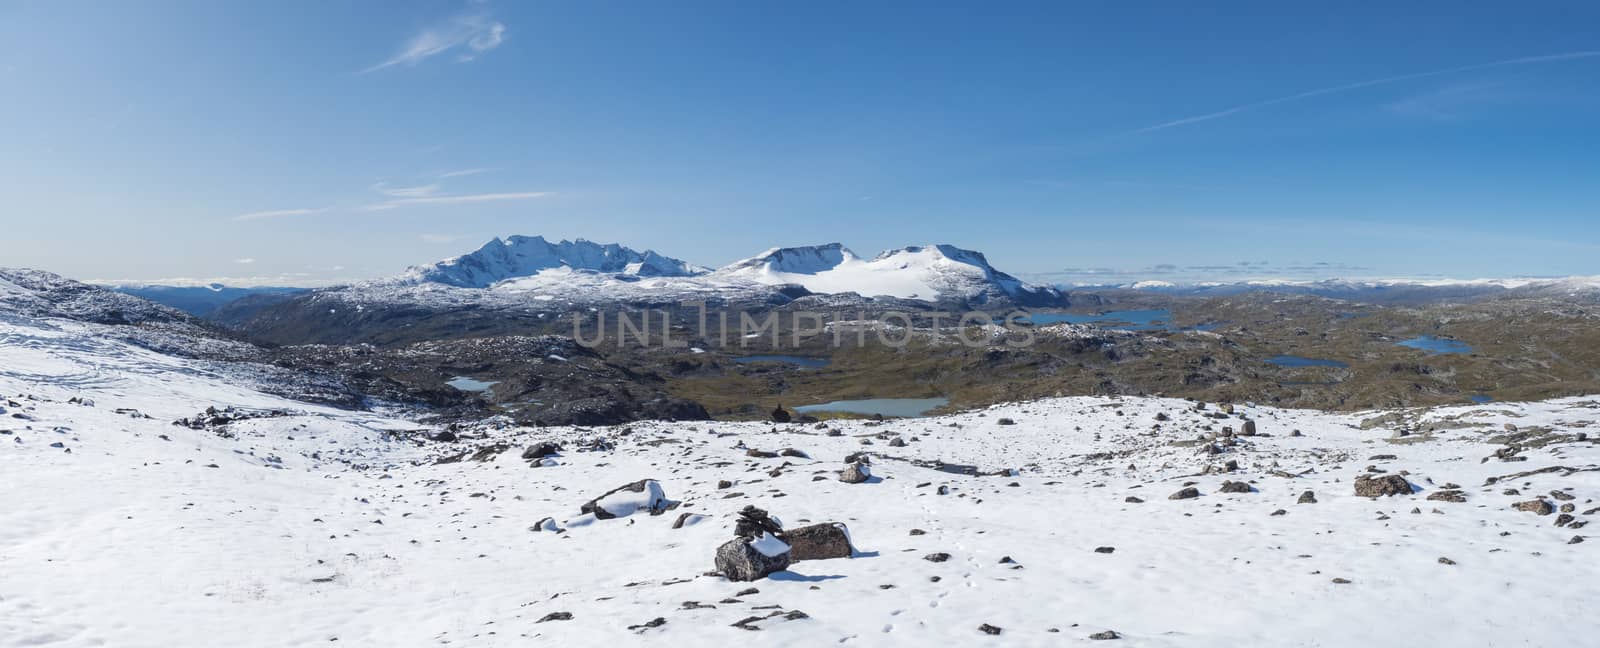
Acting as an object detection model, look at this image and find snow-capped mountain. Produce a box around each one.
[715,243,1063,305]
[401,235,705,288]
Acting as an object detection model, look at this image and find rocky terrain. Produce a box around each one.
[4,286,1599,646]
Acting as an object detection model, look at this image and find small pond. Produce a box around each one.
[1266,355,1349,368]
[446,376,499,393]
[794,397,949,418]
[734,355,832,368]
[1397,336,1473,355]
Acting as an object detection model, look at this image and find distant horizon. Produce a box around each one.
[51,232,1600,290]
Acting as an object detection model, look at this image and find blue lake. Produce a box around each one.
[446,376,499,393]
[1266,355,1349,368]
[1016,310,1217,332]
[734,355,831,368]
[1470,394,1494,403]
[1397,336,1473,355]
[795,397,949,418]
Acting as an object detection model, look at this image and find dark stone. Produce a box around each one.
[1090,630,1122,640]
[715,537,791,582]
[839,461,872,484]
[979,624,1003,635]
[923,552,951,563]
[783,523,854,561]
[1094,546,1115,554]
[1353,474,1413,497]
[1514,499,1555,515]
[996,418,1016,426]
[1298,490,1317,504]
[771,405,791,423]
[1426,490,1467,503]
[537,612,572,622]
[522,442,561,460]
[1169,487,1200,500]
[1218,481,1252,493]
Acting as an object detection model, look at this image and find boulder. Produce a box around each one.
[771,405,792,423]
[1297,490,1317,504]
[1353,474,1413,498]
[1218,481,1252,493]
[839,461,873,484]
[1169,487,1200,500]
[1513,499,1555,515]
[580,479,674,519]
[522,442,562,460]
[783,523,854,561]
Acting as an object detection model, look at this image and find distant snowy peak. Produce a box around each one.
[404,236,704,288]
[719,243,857,276]
[716,242,1061,305]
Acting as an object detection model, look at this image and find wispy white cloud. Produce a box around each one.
[233,207,324,222]
[363,14,507,73]
[440,168,490,178]
[372,182,441,198]
[234,258,256,265]
[361,191,553,211]
[1385,81,1510,121]
[1128,50,1600,135]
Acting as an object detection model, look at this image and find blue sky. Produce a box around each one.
[2,1,1598,286]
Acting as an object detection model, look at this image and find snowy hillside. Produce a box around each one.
[5,305,1599,646]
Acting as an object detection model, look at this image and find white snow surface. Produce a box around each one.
[4,310,1600,646]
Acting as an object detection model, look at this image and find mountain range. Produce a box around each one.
[314,235,1071,309]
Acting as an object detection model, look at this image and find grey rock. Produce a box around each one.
[784,523,855,561]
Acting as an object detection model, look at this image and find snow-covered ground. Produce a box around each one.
[3,309,1598,646]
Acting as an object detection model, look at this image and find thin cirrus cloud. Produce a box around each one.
[439,168,489,178]
[373,182,441,198]
[360,191,552,211]
[1127,50,1600,135]
[362,14,507,73]
[232,207,325,222]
